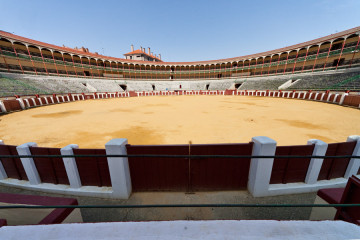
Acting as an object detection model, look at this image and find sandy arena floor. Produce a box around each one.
[0,95,359,148]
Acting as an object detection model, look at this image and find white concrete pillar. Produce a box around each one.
[308,93,313,100]
[16,142,41,185]
[105,138,132,198]
[31,98,37,106]
[314,93,319,101]
[61,144,82,188]
[320,93,325,101]
[16,99,25,109]
[305,139,328,184]
[0,100,6,113]
[333,94,339,103]
[339,93,348,105]
[344,135,360,178]
[292,92,295,98]
[248,136,277,197]
[326,93,332,102]
[23,99,30,108]
[0,140,7,180]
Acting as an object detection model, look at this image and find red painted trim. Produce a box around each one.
[0,192,78,225]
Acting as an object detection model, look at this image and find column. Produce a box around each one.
[301,46,310,73]
[0,140,7,180]
[39,47,49,75]
[25,44,37,75]
[248,136,277,197]
[312,44,321,72]
[344,135,360,178]
[61,144,82,188]
[335,38,347,70]
[105,139,132,198]
[305,139,328,184]
[322,41,333,71]
[16,142,41,185]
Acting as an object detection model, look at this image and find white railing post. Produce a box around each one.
[305,139,328,184]
[105,139,132,199]
[339,93,348,105]
[16,142,41,185]
[16,98,25,109]
[248,136,277,197]
[344,135,360,178]
[0,100,7,113]
[61,144,82,188]
[0,140,7,180]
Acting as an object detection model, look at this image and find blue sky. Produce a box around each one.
[0,0,359,62]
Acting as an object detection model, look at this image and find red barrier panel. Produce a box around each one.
[126,144,189,192]
[189,143,253,191]
[0,144,27,180]
[328,94,335,102]
[29,147,69,185]
[128,91,137,97]
[318,141,356,180]
[2,99,22,112]
[84,94,94,100]
[316,93,323,101]
[270,144,315,184]
[333,94,340,103]
[343,95,360,107]
[322,93,329,101]
[34,98,41,105]
[72,148,111,187]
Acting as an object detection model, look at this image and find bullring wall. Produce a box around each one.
[0,90,359,198]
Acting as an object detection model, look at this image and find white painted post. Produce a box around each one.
[16,142,41,185]
[344,135,360,178]
[105,139,132,198]
[31,98,37,106]
[43,97,49,105]
[0,140,7,180]
[248,136,277,197]
[320,93,325,101]
[326,93,332,102]
[333,94,339,103]
[339,93,348,105]
[50,97,55,103]
[314,93,319,101]
[305,139,328,184]
[16,98,25,109]
[61,144,82,188]
[0,100,6,113]
[308,93,313,100]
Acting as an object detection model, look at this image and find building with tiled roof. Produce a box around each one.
[0,26,359,79]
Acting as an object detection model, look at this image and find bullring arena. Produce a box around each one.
[0,26,360,228]
[1,95,360,147]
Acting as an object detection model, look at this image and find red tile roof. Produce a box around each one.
[123,49,162,61]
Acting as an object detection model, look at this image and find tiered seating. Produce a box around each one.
[239,78,289,90]
[288,72,360,90]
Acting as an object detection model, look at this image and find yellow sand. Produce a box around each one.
[0,96,359,148]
